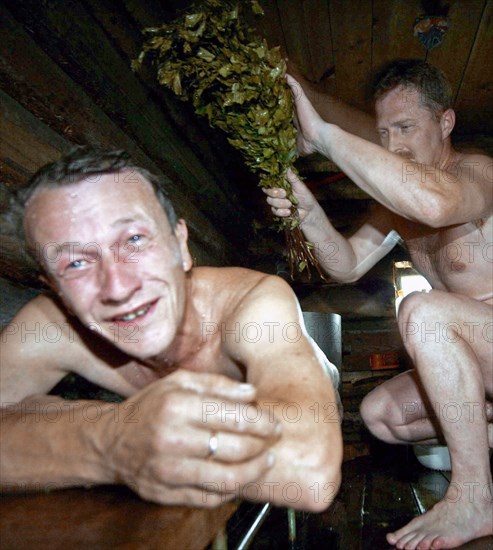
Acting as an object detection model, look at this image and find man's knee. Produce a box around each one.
[397,290,456,351]
[360,389,397,443]
[360,391,378,427]
[397,290,434,331]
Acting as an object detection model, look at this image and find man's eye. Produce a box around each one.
[128,234,142,244]
[61,258,90,279]
[67,259,86,269]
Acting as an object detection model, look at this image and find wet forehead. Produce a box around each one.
[375,85,429,125]
[25,171,168,243]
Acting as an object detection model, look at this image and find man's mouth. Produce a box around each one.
[112,300,156,323]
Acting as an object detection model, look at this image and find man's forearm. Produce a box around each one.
[0,396,116,491]
[300,203,360,281]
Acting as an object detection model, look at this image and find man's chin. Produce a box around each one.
[118,333,175,361]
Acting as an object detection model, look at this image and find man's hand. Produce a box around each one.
[287,74,327,156]
[263,168,320,226]
[100,370,280,507]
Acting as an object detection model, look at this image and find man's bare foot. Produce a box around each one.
[386,490,493,549]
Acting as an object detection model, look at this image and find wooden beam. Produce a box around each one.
[0,90,70,180]
[454,1,493,134]
[87,0,255,205]
[329,0,373,110]
[0,486,237,550]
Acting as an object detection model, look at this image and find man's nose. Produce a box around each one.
[387,132,406,155]
[99,259,141,303]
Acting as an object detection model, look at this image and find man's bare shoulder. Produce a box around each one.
[454,150,493,183]
[194,265,268,285]
[1,293,77,401]
[226,269,298,321]
[192,266,270,302]
[192,266,295,322]
[194,266,288,302]
[8,292,70,325]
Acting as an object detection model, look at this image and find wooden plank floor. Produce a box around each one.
[220,445,493,550]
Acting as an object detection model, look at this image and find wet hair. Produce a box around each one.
[373,59,452,117]
[19,146,178,228]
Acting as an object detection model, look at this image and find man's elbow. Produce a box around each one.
[301,438,343,513]
[306,463,342,513]
[419,195,458,228]
[323,269,361,285]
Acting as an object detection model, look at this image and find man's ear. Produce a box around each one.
[440,108,455,140]
[174,219,193,271]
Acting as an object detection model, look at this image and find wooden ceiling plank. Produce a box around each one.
[2,0,246,238]
[0,91,69,178]
[371,0,425,75]
[302,0,335,83]
[255,1,287,54]
[121,0,185,27]
[454,1,493,134]
[426,0,486,106]
[276,1,315,81]
[0,8,235,265]
[329,0,373,110]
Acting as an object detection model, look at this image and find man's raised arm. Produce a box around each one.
[288,75,493,227]
[265,170,396,283]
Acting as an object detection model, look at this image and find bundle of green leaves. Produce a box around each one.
[133,0,324,278]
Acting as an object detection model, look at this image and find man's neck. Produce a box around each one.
[147,272,205,372]
[438,139,460,171]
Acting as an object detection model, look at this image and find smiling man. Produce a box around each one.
[265,60,492,548]
[0,147,342,511]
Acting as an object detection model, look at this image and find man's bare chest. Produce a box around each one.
[401,218,492,298]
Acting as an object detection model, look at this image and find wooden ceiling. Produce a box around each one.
[255,0,493,134]
[1,0,492,287]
